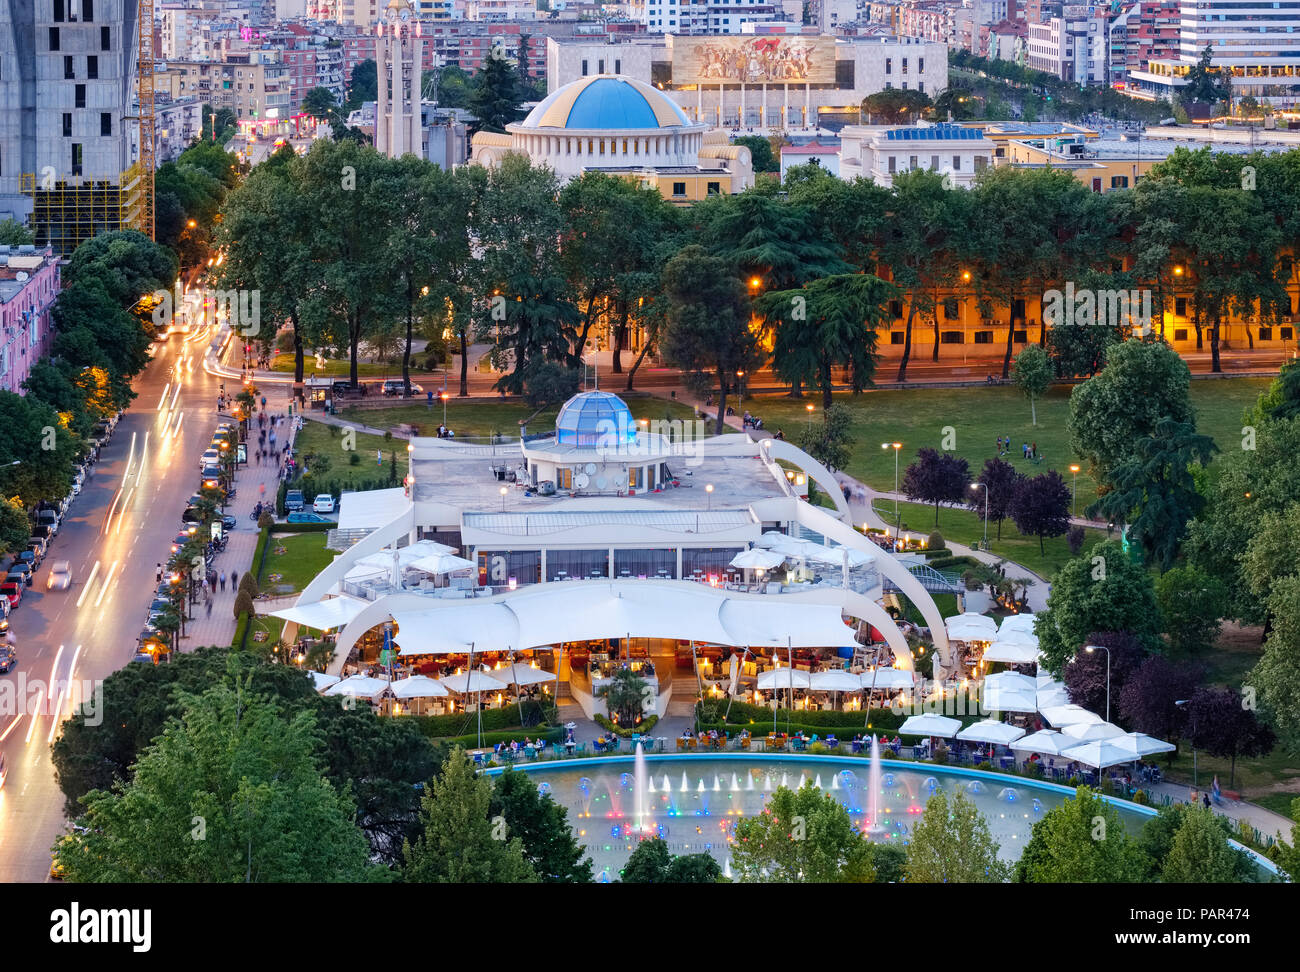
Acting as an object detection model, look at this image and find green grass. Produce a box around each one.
[269,356,444,379]
[258,533,336,594]
[873,498,1105,579]
[296,419,410,488]
[338,397,703,440]
[738,379,1271,516]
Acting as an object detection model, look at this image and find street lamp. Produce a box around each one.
[881,441,902,533]
[499,485,508,512]
[971,481,988,551]
[1069,464,1080,517]
[1085,644,1111,723]
[440,391,449,428]
[805,403,814,432]
[706,483,714,510]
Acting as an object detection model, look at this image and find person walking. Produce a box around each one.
[231,570,239,589]
[219,571,227,592]
[155,563,163,583]
[206,596,213,617]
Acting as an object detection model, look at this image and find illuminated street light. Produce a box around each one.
[706,483,714,510]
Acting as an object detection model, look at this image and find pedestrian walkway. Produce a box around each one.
[177,382,299,651]
[1144,780,1296,847]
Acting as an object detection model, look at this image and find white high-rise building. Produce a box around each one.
[374,0,422,158]
[1178,0,1300,99]
[641,0,784,34]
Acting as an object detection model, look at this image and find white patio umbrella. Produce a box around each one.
[1061,740,1137,770]
[945,612,998,641]
[1040,703,1104,727]
[438,669,508,694]
[729,548,785,570]
[1036,683,1070,709]
[956,719,1026,745]
[984,671,1038,693]
[495,662,559,687]
[1061,720,1125,742]
[980,686,1039,713]
[323,674,389,700]
[409,552,477,575]
[809,670,863,693]
[308,671,340,692]
[388,675,450,699]
[998,613,1038,635]
[1109,732,1176,758]
[897,713,961,737]
[756,668,812,690]
[860,668,915,691]
[982,637,1041,665]
[1010,729,1076,756]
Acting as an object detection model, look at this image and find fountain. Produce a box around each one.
[746,774,754,791]
[763,774,773,792]
[633,743,650,833]
[731,774,740,792]
[647,777,656,793]
[813,774,823,789]
[998,787,1019,803]
[697,779,706,793]
[723,859,733,879]
[663,774,672,793]
[780,772,789,789]
[680,772,689,793]
[712,775,721,792]
[864,736,887,837]
[831,774,840,790]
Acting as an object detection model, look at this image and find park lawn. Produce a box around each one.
[269,355,444,380]
[259,532,335,595]
[338,397,703,440]
[872,498,1105,580]
[246,615,287,648]
[297,419,409,488]
[739,378,1270,516]
[1158,745,1300,823]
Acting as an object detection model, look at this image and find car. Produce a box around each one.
[285,489,305,512]
[0,648,15,674]
[46,561,72,591]
[170,531,196,555]
[383,379,423,397]
[199,449,220,469]
[26,536,46,557]
[200,467,222,490]
[221,513,237,532]
[16,550,36,570]
[31,524,52,542]
[181,506,206,525]
[0,582,22,607]
[35,508,59,534]
[312,494,335,513]
[286,512,330,523]
[7,562,32,585]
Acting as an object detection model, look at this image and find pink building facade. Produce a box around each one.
[0,245,59,396]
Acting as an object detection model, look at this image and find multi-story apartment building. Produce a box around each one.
[639,0,787,35]
[0,0,143,253]
[163,50,292,120]
[1027,4,1109,83]
[465,0,539,19]
[1107,0,1179,88]
[338,20,589,82]
[0,245,59,395]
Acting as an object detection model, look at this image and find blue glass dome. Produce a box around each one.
[520,76,691,131]
[555,391,637,447]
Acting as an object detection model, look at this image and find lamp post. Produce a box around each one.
[971,481,988,551]
[1069,464,1080,518]
[499,485,507,512]
[961,270,971,365]
[1085,644,1111,723]
[441,391,449,428]
[881,441,902,533]
[805,403,814,432]
[706,483,714,510]
[1175,698,1196,786]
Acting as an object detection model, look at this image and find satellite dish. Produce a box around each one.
[584,463,597,476]
[14,271,27,282]
[574,473,589,489]
[613,473,627,488]
[595,477,607,490]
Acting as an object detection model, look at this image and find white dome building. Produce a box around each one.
[471,75,753,198]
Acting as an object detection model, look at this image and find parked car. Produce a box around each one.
[31,524,53,542]
[0,581,23,607]
[199,449,220,470]
[285,489,305,512]
[382,379,423,397]
[6,562,32,586]
[16,550,37,571]
[286,512,330,523]
[46,561,72,591]
[35,508,59,535]
[0,647,16,674]
[312,494,335,514]
[200,467,222,491]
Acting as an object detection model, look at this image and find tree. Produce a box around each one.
[621,837,722,882]
[902,447,972,527]
[0,218,34,245]
[1010,345,1052,426]
[797,402,856,473]
[1155,566,1225,654]
[0,392,81,508]
[904,789,1008,883]
[1067,339,1193,487]
[1185,686,1275,787]
[0,498,29,555]
[1118,655,1201,747]
[732,135,777,173]
[1249,576,1300,752]
[301,86,339,122]
[1162,807,1254,883]
[1063,630,1147,718]
[1014,787,1147,882]
[468,49,523,133]
[61,678,380,882]
[970,457,1022,541]
[666,853,724,883]
[1250,358,1300,423]
[1181,46,1233,110]
[403,748,538,883]
[490,768,592,882]
[596,668,650,726]
[1009,470,1071,555]
[345,59,378,111]
[731,784,875,882]
[1036,540,1162,675]
[759,273,895,410]
[1086,417,1217,571]
[860,87,932,124]
[660,244,763,435]
[1046,321,1123,379]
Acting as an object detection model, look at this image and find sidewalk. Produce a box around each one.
[1145,780,1296,848]
[176,380,300,651]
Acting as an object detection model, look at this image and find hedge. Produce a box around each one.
[926,555,980,571]
[695,721,884,739]
[413,699,557,739]
[234,526,273,650]
[594,714,660,737]
[700,699,904,731]
[437,727,564,751]
[922,547,951,560]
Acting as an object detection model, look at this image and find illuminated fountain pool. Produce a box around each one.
[484,752,1159,882]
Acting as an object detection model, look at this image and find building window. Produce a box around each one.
[707,181,720,195]
[63,113,72,136]
[75,83,85,108]
[71,142,82,176]
[54,0,65,20]
[918,81,924,93]
[952,155,961,170]
[598,59,605,74]
[943,297,960,319]
[1013,329,1028,343]
[909,155,918,169]
[672,181,686,196]
[1092,177,1102,192]
[1175,297,1187,316]
[1259,327,1273,341]
[49,27,59,50]
[1111,175,1129,189]
[1282,327,1294,341]
[101,112,111,136]
[101,25,109,49]
[889,299,903,318]
[931,155,939,170]
[919,57,924,72]
[890,331,905,345]
[887,155,896,173]
[974,330,995,344]
[87,55,97,79]
[615,59,621,74]
[940,331,964,344]
[581,59,588,76]
[885,57,891,74]
[64,55,74,79]
[885,81,892,89]
[902,58,908,74]
[1173,328,1188,341]
[82,0,92,20]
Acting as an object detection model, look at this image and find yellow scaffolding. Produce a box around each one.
[19,168,145,257]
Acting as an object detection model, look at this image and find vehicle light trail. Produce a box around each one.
[113,490,133,535]
[75,561,101,608]
[100,490,122,536]
[136,432,149,488]
[120,431,137,483]
[0,715,23,744]
[47,644,80,744]
[95,561,120,608]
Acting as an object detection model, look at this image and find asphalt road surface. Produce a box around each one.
[0,325,231,882]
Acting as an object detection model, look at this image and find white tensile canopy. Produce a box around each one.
[729,548,786,570]
[956,719,1026,745]
[270,595,369,631]
[980,686,1039,713]
[752,532,874,567]
[391,582,861,656]
[1061,721,1125,742]
[984,671,1038,693]
[308,671,340,692]
[946,612,998,641]
[809,669,863,693]
[323,674,390,699]
[898,713,962,738]
[438,670,509,694]
[757,668,812,690]
[1040,704,1104,727]
[388,675,450,699]
[860,668,915,690]
[1061,740,1138,769]
[355,540,458,572]
[1010,729,1076,756]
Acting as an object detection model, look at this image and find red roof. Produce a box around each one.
[780,140,838,155]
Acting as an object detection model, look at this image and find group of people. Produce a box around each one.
[741,411,766,431]
[435,425,456,439]
[996,436,1039,460]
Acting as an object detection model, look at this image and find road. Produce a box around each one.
[0,324,232,882]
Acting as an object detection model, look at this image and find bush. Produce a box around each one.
[258,511,274,530]
[927,531,944,549]
[709,699,904,731]
[438,728,563,751]
[922,547,951,560]
[232,590,254,619]
[929,555,979,571]
[413,699,556,739]
[594,714,660,737]
[1067,525,1085,555]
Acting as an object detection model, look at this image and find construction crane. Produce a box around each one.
[136,0,156,240]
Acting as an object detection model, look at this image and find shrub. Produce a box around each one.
[594,714,660,737]
[258,511,274,530]
[1067,525,1085,555]
[413,699,555,739]
[232,590,254,619]
[932,743,950,765]
[927,531,944,549]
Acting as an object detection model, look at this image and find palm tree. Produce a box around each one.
[597,668,650,726]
